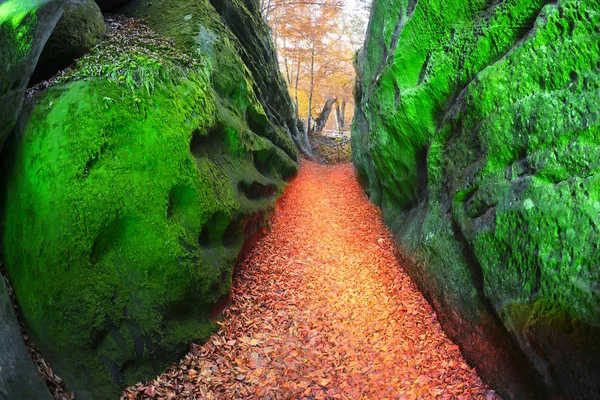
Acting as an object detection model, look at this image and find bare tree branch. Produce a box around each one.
[263,1,343,13]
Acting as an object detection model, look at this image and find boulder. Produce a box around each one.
[118,0,299,161]
[0,0,64,152]
[1,5,297,399]
[353,0,600,398]
[30,0,106,84]
[0,276,52,400]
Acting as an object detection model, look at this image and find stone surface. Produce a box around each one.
[353,0,600,398]
[1,2,298,399]
[119,0,300,160]
[30,0,106,84]
[0,276,52,400]
[208,0,309,154]
[0,0,64,152]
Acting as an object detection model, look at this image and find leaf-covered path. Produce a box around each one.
[124,162,494,399]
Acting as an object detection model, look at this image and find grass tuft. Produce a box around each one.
[31,15,210,95]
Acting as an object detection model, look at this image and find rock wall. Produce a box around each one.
[0,0,64,152]
[119,0,303,159]
[353,0,600,399]
[30,0,106,84]
[0,275,52,400]
[0,0,299,398]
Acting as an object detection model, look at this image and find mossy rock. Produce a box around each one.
[1,8,297,398]
[354,0,600,398]
[0,0,64,151]
[118,0,299,161]
[3,73,212,398]
[501,300,600,397]
[209,0,300,152]
[0,277,52,400]
[2,71,295,398]
[31,0,107,84]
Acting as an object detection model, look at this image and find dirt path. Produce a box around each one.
[123,162,494,399]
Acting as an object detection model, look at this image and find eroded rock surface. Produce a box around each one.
[1,2,298,398]
[119,0,301,159]
[353,1,600,398]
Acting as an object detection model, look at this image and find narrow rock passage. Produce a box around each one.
[124,162,493,399]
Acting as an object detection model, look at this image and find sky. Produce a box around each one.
[342,0,371,47]
[344,0,371,21]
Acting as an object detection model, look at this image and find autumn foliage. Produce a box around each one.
[263,0,366,134]
[122,162,495,399]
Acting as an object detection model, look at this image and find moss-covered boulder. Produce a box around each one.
[0,0,64,151]
[119,0,300,161]
[353,0,600,398]
[1,7,297,400]
[31,0,106,84]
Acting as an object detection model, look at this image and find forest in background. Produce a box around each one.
[260,0,369,137]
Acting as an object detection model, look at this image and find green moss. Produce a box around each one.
[354,0,600,397]
[2,2,298,397]
[121,0,251,103]
[3,73,226,397]
[443,0,600,323]
[120,0,299,161]
[0,0,44,29]
[358,0,552,209]
[55,15,206,94]
[0,1,40,59]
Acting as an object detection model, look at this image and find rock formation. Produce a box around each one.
[0,0,64,152]
[0,277,52,400]
[30,0,106,84]
[0,0,299,398]
[353,1,600,398]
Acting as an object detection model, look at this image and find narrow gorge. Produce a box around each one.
[0,0,598,399]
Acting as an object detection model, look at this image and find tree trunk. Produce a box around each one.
[284,46,291,85]
[294,60,301,119]
[312,96,337,136]
[307,45,315,136]
[335,98,346,130]
[334,107,340,131]
[291,121,314,160]
[264,0,272,22]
